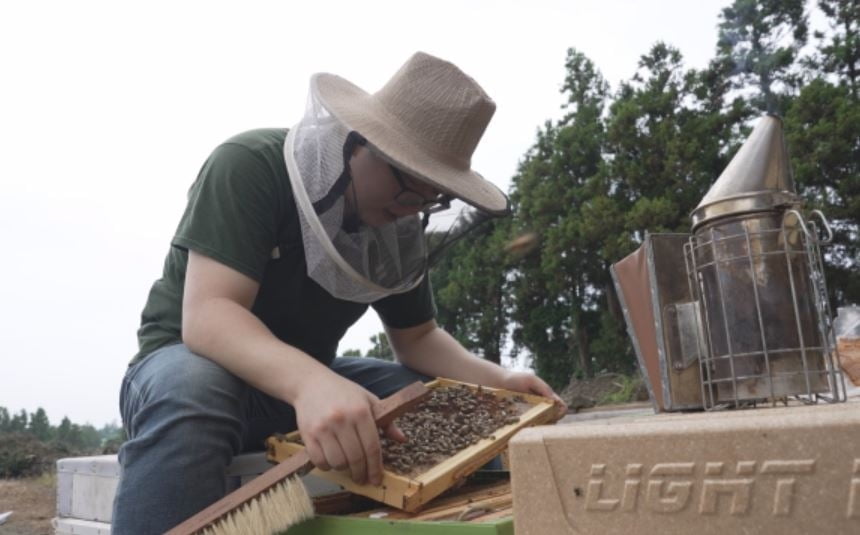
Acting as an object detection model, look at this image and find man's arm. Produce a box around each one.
[182,250,395,486]
[385,320,567,410]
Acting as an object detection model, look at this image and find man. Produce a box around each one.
[112,51,565,534]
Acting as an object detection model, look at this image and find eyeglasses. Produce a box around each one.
[388,164,452,213]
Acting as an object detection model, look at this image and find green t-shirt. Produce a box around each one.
[133,128,436,366]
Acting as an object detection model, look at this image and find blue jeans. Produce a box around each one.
[111,343,429,535]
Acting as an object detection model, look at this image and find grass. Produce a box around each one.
[0,474,56,535]
[597,374,643,405]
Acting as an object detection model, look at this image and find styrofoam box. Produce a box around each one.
[54,452,341,533]
[56,456,120,523]
[510,401,860,535]
[53,518,111,535]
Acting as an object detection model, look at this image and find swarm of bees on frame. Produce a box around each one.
[381,385,522,476]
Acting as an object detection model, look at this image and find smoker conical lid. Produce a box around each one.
[691,115,799,230]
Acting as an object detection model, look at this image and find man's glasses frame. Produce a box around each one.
[388,164,452,214]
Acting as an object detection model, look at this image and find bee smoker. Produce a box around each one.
[612,115,847,410]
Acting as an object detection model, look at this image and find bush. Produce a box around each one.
[0,432,51,478]
[598,374,647,405]
[0,432,81,478]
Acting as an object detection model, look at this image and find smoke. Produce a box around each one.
[716,1,809,115]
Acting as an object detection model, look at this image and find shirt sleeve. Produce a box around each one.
[171,142,281,281]
[372,272,437,329]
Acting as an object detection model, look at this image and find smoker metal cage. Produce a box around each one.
[685,209,848,409]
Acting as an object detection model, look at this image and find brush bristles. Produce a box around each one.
[201,475,314,535]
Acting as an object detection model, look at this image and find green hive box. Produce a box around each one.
[284,515,513,534]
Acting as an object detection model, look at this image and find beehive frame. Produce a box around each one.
[266,377,560,512]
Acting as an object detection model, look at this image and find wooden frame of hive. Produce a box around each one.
[265,377,560,512]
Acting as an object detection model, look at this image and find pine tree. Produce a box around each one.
[0,407,9,432]
[509,48,610,385]
[814,0,860,97]
[28,408,52,442]
[9,409,28,433]
[784,80,860,304]
[56,416,73,442]
[431,212,511,364]
[779,0,860,305]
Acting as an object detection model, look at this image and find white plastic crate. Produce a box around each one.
[53,452,339,533]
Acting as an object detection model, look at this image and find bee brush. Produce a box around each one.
[165,380,430,535]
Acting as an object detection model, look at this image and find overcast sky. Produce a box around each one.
[1,0,731,427]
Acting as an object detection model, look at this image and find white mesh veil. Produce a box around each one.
[283,85,428,303]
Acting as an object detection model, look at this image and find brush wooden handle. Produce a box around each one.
[166,380,430,535]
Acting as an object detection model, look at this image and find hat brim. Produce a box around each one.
[313,73,510,215]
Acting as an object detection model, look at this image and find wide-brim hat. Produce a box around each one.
[312,51,509,215]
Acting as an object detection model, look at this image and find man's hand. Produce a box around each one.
[500,370,568,417]
[292,371,403,487]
